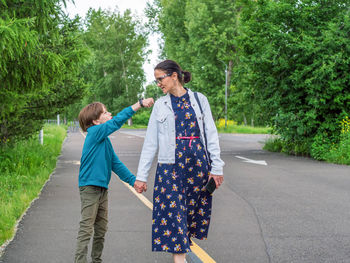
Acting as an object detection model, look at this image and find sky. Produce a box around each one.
[63,0,160,84]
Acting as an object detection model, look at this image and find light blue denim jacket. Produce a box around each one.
[136,89,224,182]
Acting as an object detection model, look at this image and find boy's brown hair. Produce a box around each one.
[78,102,106,132]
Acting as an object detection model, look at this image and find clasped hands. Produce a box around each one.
[134,180,147,193]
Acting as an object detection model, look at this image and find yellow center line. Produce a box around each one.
[79,131,216,262]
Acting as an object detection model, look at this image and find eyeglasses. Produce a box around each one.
[154,73,172,84]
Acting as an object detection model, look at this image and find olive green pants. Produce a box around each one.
[74,186,108,263]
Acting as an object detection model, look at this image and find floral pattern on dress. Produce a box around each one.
[152,91,212,253]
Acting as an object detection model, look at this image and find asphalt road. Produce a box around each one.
[1,129,350,263]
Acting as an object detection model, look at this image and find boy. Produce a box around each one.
[74,98,153,263]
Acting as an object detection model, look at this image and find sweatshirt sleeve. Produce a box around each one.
[92,106,135,142]
[112,151,136,187]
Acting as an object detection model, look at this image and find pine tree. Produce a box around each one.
[0,0,89,144]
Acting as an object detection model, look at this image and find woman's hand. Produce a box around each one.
[209,174,224,189]
[134,180,147,193]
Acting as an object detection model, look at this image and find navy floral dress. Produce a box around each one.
[152,91,212,253]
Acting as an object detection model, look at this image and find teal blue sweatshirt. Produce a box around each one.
[79,106,136,189]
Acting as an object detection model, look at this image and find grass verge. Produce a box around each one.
[123,123,271,134]
[0,124,66,247]
[217,124,271,134]
[122,124,147,129]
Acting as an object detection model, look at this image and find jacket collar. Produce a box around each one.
[162,88,194,111]
[162,93,172,112]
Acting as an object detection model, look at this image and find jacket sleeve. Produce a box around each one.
[136,104,159,182]
[112,151,136,187]
[93,106,135,142]
[201,94,225,175]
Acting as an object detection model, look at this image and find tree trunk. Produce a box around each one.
[120,50,129,102]
[243,113,247,126]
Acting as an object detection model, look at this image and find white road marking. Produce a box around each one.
[235,155,267,166]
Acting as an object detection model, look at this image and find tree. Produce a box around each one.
[82,8,149,114]
[146,0,238,120]
[236,0,350,155]
[144,83,164,101]
[0,0,89,144]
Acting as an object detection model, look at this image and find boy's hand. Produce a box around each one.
[134,180,147,193]
[142,98,154,108]
[132,98,154,111]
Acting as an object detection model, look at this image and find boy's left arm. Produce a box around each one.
[94,107,135,142]
[94,98,154,142]
[112,151,136,187]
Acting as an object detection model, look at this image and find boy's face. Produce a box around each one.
[93,107,112,125]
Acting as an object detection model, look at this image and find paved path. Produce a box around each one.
[2,128,350,263]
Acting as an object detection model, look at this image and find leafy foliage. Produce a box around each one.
[236,0,350,155]
[146,0,238,120]
[81,8,149,114]
[0,0,89,144]
[144,83,164,101]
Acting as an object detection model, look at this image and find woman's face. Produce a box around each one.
[154,69,175,94]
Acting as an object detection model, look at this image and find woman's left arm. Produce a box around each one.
[202,95,225,188]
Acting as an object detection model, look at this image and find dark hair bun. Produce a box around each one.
[183,71,191,83]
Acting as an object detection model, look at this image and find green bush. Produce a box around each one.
[237,0,350,155]
[321,118,350,164]
[263,137,310,156]
[310,132,333,160]
[325,133,350,165]
[263,137,283,152]
[132,110,151,126]
[264,117,350,165]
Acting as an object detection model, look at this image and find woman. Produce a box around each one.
[136,60,224,263]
